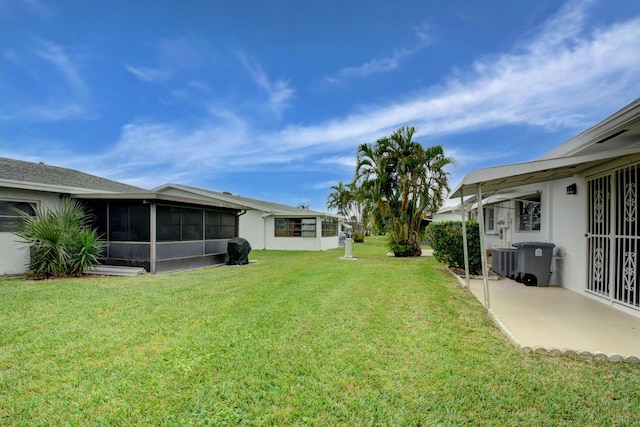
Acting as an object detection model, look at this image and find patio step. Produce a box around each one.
[85,265,146,276]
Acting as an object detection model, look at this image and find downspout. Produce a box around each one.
[262,211,274,250]
[460,191,470,290]
[476,184,491,310]
[236,209,246,237]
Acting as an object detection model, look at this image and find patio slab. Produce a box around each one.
[452,273,640,363]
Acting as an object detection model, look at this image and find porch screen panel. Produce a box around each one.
[220,213,236,239]
[110,204,150,242]
[614,164,639,308]
[587,175,611,297]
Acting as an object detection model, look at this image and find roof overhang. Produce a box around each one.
[73,192,248,210]
[0,178,121,195]
[450,146,640,198]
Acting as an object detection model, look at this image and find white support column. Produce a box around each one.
[476,184,491,310]
[460,191,470,289]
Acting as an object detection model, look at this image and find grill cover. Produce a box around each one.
[227,237,251,265]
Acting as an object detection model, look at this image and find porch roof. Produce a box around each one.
[450,146,640,198]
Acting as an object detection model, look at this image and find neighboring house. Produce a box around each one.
[431,203,469,223]
[154,184,342,251]
[450,98,640,317]
[0,158,244,275]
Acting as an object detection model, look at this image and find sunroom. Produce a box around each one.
[77,192,247,274]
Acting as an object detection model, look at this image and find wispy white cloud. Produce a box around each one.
[35,40,87,95]
[0,38,94,122]
[125,65,172,83]
[238,53,295,116]
[326,22,432,83]
[125,37,208,84]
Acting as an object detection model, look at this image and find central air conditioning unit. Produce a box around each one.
[491,248,518,278]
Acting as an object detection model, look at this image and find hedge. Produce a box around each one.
[425,220,482,275]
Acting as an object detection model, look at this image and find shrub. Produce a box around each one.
[425,220,482,274]
[352,233,365,243]
[14,199,105,279]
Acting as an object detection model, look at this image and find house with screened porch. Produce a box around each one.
[0,158,246,275]
[154,184,342,251]
[450,97,640,318]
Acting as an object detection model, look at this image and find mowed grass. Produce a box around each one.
[1,238,639,425]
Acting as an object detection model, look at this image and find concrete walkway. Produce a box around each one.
[452,274,640,363]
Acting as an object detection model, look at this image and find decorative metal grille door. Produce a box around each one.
[614,165,639,307]
[587,175,611,297]
[588,164,640,309]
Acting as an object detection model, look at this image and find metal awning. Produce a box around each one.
[450,146,640,198]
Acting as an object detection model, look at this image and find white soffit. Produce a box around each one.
[450,146,640,198]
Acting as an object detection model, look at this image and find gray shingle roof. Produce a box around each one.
[156,183,339,217]
[0,157,148,194]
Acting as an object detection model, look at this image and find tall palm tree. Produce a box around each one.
[327,181,367,236]
[355,126,454,256]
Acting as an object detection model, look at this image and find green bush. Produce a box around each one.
[352,233,365,243]
[14,199,105,279]
[425,220,482,274]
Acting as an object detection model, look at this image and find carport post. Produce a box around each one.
[476,184,491,310]
[460,191,470,289]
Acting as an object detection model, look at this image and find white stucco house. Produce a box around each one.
[154,184,342,251]
[450,97,640,317]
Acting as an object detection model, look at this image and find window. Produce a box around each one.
[322,218,338,237]
[0,201,36,232]
[518,196,541,231]
[485,207,495,232]
[275,218,316,237]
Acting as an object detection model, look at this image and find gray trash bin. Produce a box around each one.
[512,242,555,287]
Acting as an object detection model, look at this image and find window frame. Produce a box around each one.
[321,217,338,237]
[484,206,496,233]
[518,195,541,231]
[0,200,36,233]
[275,217,317,237]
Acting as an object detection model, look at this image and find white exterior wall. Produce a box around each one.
[320,235,340,250]
[262,216,340,251]
[0,188,61,276]
[479,178,590,290]
[546,177,588,290]
[238,210,266,250]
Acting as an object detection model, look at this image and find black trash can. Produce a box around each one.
[513,242,555,286]
[227,237,251,265]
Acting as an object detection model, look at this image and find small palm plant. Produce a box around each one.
[14,199,105,279]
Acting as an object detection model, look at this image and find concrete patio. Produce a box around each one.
[451,273,640,363]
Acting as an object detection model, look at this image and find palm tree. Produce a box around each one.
[355,126,454,256]
[327,181,368,237]
[326,182,352,217]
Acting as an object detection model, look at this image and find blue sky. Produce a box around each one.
[2,0,640,211]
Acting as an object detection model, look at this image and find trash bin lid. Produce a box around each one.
[512,241,555,248]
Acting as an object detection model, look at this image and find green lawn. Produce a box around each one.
[1,237,639,425]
